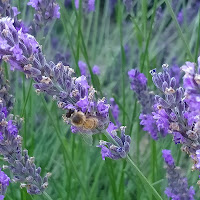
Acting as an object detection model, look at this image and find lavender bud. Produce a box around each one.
[97,123,131,160]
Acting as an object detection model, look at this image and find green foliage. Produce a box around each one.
[4,0,200,199]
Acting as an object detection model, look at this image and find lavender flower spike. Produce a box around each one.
[0,168,10,200]
[128,69,164,140]
[75,0,96,12]
[28,0,60,29]
[162,149,195,200]
[0,17,110,134]
[0,0,10,17]
[0,68,50,195]
[97,122,131,160]
[128,69,154,114]
[0,102,51,195]
[0,68,14,113]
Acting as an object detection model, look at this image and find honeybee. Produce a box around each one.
[70,111,99,130]
[64,109,99,145]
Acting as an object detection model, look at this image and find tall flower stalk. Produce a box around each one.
[162,149,195,200]
[0,17,110,135]
[150,60,200,173]
[0,68,50,197]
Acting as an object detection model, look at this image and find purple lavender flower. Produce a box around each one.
[110,98,121,127]
[0,69,50,195]
[0,17,110,135]
[123,0,133,13]
[128,69,154,114]
[28,0,60,29]
[128,69,165,140]
[162,149,174,166]
[0,0,22,32]
[88,0,95,12]
[0,168,10,199]
[150,65,189,140]
[92,65,100,75]
[151,61,200,173]
[0,68,14,113]
[97,122,131,160]
[78,60,87,76]
[169,63,181,84]
[74,0,96,12]
[162,149,195,200]
[0,0,10,17]
[181,58,200,111]
[139,113,158,140]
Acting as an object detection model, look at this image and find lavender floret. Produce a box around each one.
[28,0,60,29]
[0,168,10,199]
[0,68,14,113]
[162,149,195,200]
[97,122,131,160]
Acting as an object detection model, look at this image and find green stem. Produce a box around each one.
[43,191,53,200]
[126,155,163,200]
[195,11,200,62]
[21,80,33,117]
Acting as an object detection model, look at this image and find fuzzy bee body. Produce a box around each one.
[67,110,98,131]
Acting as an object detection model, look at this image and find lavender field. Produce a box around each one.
[0,0,200,199]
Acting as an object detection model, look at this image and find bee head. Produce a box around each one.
[65,109,75,118]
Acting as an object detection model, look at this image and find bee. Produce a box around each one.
[64,109,99,145]
[69,110,98,130]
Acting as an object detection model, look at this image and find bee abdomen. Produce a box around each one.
[83,118,98,129]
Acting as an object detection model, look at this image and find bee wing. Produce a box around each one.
[79,132,93,146]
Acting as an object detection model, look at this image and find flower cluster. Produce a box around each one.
[110,98,121,127]
[97,122,131,160]
[0,69,50,197]
[0,68,14,113]
[75,0,96,12]
[151,60,200,172]
[0,17,110,134]
[128,69,164,140]
[78,60,100,76]
[0,0,11,17]
[0,0,23,32]
[0,168,10,200]
[28,0,60,29]
[162,149,195,200]
[128,69,152,114]
[0,104,50,195]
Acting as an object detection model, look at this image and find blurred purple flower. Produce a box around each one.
[139,113,158,140]
[78,61,87,76]
[92,65,100,75]
[162,149,174,166]
[110,98,121,127]
[88,0,95,12]
[12,7,20,17]
[74,0,96,12]
[0,168,10,199]
[28,0,60,29]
